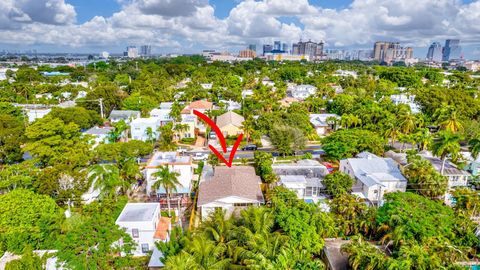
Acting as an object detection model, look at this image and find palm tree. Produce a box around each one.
[151,165,181,217]
[469,137,480,160]
[88,164,122,200]
[185,235,231,270]
[413,128,432,151]
[397,108,417,134]
[145,127,155,145]
[326,116,339,131]
[341,114,362,129]
[434,105,464,133]
[431,131,462,175]
[174,123,190,141]
[241,116,255,142]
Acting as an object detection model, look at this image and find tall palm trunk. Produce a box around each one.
[441,157,446,175]
[166,188,172,217]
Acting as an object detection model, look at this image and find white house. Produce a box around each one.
[289,84,317,100]
[261,77,275,87]
[309,114,340,136]
[340,152,407,205]
[130,118,160,141]
[334,70,358,79]
[242,89,254,98]
[144,152,193,195]
[150,102,175,126]
[15,104,52,123]
[273,160,329,204]
[418,151,470,188]
[109,110,141,124]
[219,100,241,111]
[200,83,213,89]
[197,166,264,220]
[116,203,171,256]
[82,126,113,146]
[390,94,421,114]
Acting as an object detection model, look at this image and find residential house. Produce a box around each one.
[219,100,241,111]
[197,166,264,219]
[150,102,175,126]
[261,77,275,87]
[181,100,213,134]
[273,160,329,204]
[130,118,160,141]
[279,97,299,107]
[109,110,140,124]
[82,126,113,146]
[334,69,358,79]
[340,152,407,204]
[144,152,193,196]
[200,83,213,89]
[116,203,171,256]
[309,114,340,136]
[462,151,480,176]
[390,94,421,114]
[289,84,317,100]
[177,114,196,140]
[242,89,254,98]
[418,151,470,188]
[216,111,245,137]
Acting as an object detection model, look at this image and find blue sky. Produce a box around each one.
[1,0,479,59]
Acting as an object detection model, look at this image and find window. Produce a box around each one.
[141,243,149,253]
[234,203,252,207]
[305,187,313,197]
[132,228,139,238]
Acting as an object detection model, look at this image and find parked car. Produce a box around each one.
[209,132,217,139]
[192,153,209,161]
[242,144,257,151]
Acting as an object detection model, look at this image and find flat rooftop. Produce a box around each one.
[116,203,159,223]
[146,151,191,167]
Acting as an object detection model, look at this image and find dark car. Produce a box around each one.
[242,144,257,151]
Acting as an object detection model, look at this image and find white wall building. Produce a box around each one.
[82,126,113,146]
[109,110,140,124]
[390,94,421,114]
[340,152,407,205]
[144,152,193,195]
[309,114,340,136]
[289,84,317,100]
[273,160,329,203]
[150,102,175,125]
[116,203,170,256]
[130,118,160,141]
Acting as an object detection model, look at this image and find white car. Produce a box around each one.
[192,153,209,161]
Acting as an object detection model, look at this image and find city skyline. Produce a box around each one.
[1,0,480,59]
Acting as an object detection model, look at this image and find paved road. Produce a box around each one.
[183,145,323,160]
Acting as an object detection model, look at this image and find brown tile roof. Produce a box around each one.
[198,166,264,206]
[216,111,245,129]
[154,217,171,241]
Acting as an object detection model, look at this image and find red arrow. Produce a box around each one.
[193,110,244,167]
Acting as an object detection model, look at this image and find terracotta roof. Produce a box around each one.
[181,100,213,114]
[154,217,171,240]
[198,166,264,206]
[216,111,245,128]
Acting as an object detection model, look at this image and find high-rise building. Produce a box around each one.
[140,45,152,56]
[282,43,288,53]
[442,39,462,61]
[426,42,442,62]
[373,41,413,63]
[126,46,138,58]
[239,49,256,58]
[263,44,273,55]
[291,40,324,59]
[273,41,281,51]
[248,44,256,52]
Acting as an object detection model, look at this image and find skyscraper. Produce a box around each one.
[426,42,442,62]
[373,41,413,63]
[126,46,138,58]
[263,44,273,55]
[140,45,152,56]
[248,44,256,52]
[291,40,324,59]
[273,41,281,51]
[282,43,288,53]
[442,39,462,61]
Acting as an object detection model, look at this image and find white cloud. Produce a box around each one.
[0,0,479,56]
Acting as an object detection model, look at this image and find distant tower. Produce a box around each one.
[126,46,138,58]
[263,44,273,55]
[248,44,257,52]
[442,39,462,61]
[426,42,442,62]
[282,43,288,53]
[140,45,152,56]
[273,41,281,51]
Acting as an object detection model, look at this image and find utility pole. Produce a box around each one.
[99,98,104,119]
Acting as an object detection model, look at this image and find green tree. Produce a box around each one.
[49,107,102,129]
[88,164,122,200]
[323,172,354,197]
[269,125,306,156]
[404,155,448,199]
[151,166,181,216]
[0,189,62,253]
[0,113,25,163]
[321,129,385,160]
[431,131,462,174]
[5,246,44,270]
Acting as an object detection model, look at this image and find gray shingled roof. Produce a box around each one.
[216,111,245,129]
[197,166,264,206]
